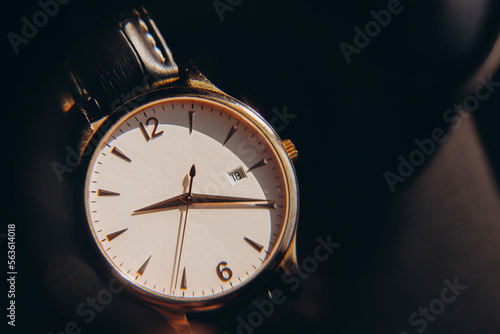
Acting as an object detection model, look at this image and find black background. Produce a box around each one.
[3,0,500,333]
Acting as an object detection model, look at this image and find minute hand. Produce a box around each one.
[132,194,276,215]
[190,194,276,209]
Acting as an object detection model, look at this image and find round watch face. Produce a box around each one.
[84,96,296,305]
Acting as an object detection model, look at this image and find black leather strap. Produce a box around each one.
[65,7,178,122]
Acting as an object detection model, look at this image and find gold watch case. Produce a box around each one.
[74,63,299,314]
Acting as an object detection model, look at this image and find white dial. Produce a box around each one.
[85,97,291,301]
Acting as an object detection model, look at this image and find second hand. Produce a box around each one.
[172,164,196,292]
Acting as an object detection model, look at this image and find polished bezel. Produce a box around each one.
[77,85,298,313]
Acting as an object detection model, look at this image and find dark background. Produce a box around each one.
[3,0,500,333]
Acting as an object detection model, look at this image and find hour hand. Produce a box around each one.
[132,194,186,215]
[191,194,276,209]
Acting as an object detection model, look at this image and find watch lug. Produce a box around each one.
[180,60,225,94]
[150,307,193,334]
[64,61,107,123]
[279,232,299,278]
[72,117,107,159]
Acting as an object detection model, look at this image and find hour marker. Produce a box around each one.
[111,147,132,163]
[137,255,152,276]
[106,228,128,241]
[139,122,150,141]
[247,159,268,172]
[188,111,195,134]
[223,125,238,146]
[98,189,120,196]
[180,267,187,290]
[244,237,264,252]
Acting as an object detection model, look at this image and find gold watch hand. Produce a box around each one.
[132,193,275,215]
[172,164,196,291]
[190,194,276,209]
[131,194,186,215]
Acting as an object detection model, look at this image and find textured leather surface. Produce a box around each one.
[66,8,178,118]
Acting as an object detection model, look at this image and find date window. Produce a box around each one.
[228,167,247,185]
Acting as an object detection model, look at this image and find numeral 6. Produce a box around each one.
[216,261,233,282]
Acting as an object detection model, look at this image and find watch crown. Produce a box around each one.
[282,139,298,162]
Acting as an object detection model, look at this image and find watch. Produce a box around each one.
[61,7,299,333]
